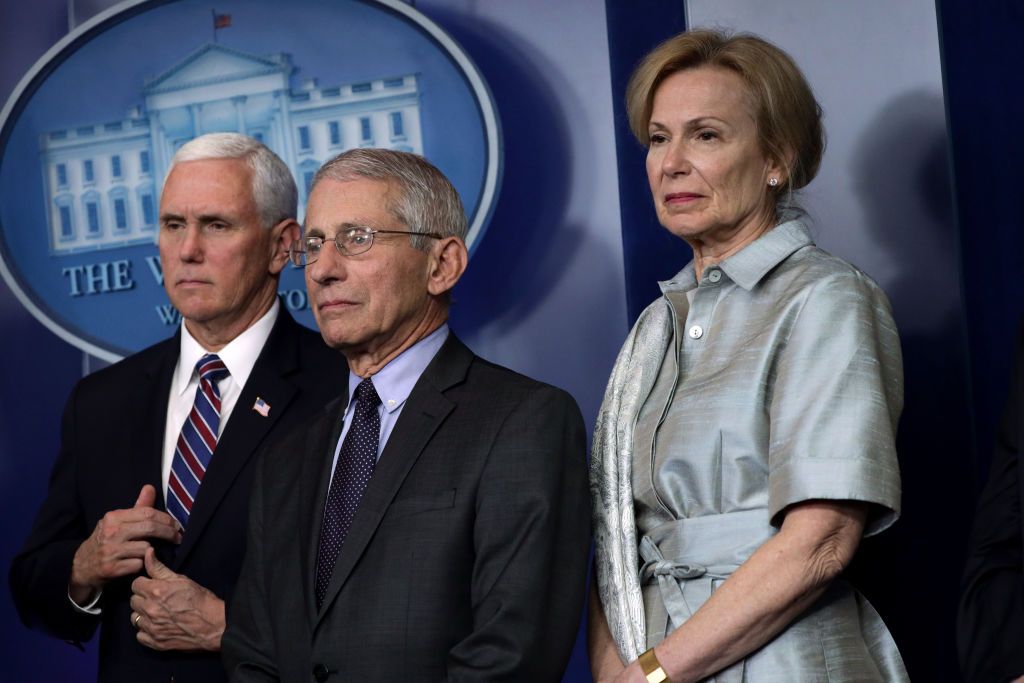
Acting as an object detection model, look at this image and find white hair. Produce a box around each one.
[312,148,466,249]
[168,133,297,228]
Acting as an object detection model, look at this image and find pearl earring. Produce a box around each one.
[768,177,779,187]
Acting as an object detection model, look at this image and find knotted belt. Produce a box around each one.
[638,509,775,683]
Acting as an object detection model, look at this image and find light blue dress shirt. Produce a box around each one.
[327,324,449,487]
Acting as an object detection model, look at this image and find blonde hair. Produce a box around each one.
[626,29,824,193]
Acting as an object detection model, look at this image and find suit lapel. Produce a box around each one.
[301,396,348,618]
[134,337,179,512]
[315,336,473,624]
[129,336,179,566]
[173,312,302,568]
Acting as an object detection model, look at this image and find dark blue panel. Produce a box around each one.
[938,0,1024,481]
[604,0,690,325]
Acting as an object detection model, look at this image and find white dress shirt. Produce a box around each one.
[161,300,279,495]
[328,324,448,487]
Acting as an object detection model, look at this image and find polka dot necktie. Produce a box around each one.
[315,377,382,609]
[166,354,230,530]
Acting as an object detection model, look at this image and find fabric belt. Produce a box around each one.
[638,509,775,683]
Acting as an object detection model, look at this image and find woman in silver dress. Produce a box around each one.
[588,30,908,682]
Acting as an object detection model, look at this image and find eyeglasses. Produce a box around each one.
[289,226,443,267]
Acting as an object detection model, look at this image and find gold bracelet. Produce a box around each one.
[638,647,671,683]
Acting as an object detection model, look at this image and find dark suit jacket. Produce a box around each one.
[959,326,1024,682]
[222,335,591,682]
[9,309,347,683]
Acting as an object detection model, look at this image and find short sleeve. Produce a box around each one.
[766,270,904,536]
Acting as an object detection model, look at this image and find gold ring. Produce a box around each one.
[133,613,142,629]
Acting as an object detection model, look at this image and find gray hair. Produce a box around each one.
[168,133,297,229]
[311,148,466,249]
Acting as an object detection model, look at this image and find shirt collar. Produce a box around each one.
[346,323,449,414]
[175,299,280,394]
[659,217,813,294]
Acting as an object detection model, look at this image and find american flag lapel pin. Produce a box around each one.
[252,397,271,417]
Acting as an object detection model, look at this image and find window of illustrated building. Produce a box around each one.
[111,155,122,178]
[390,112,405,139]
[84,196,101,237]
[360,117,372,144]
[383,77,404,88]
[83,159,94,183]
[252,131,264,142]
[329,121,341,146]
[140,150,151,175]
[298,125,311,151]
[55,196,74,240]
[59,206,73,239]
[139,191,156,228]
[304,171,315,194]
[114,198,127,230]
[56,163,68,187]
[110,189,129,232]
[352,82,372,93]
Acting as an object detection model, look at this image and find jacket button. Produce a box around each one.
[313,664,330,682]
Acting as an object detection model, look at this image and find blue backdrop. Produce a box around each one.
[2,1,1022,681]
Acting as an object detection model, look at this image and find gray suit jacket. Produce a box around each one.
[222,335,590,682]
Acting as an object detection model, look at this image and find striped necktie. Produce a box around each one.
[167,354,230,529]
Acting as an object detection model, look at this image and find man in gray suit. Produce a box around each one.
[222,148,590,681]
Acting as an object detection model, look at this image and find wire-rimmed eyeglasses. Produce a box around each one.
[288,226,443,267]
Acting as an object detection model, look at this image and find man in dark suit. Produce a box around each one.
[222,148,591,681]
[9,133,346,683]
[958,325,1024,683]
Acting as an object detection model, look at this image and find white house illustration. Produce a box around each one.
[40,43,423,254]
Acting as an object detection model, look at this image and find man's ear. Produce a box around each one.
[269,218,301,275]
[426,236,468,297]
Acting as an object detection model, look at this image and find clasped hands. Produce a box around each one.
[69,484,225,652]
